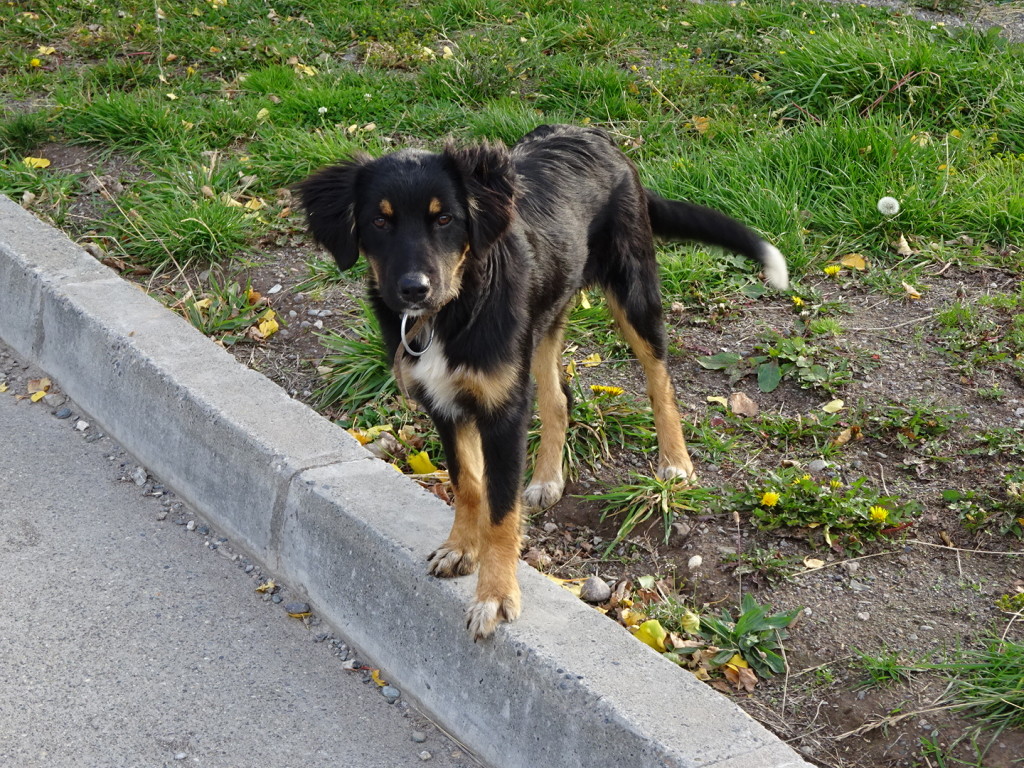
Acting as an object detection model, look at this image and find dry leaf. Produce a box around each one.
[706,395,728,407]
[831,425,861,447]
[728,391,759,418]
[803,557,826,570]
[407,451,437,475]
[839,253,868,271]
[893,234,916,257]
[27,377,51,394]
[821,398,844,413]
[691,116,711,134]
[633,619,668,653]
[581,353,602,367]
[255,579,277,593]
[902,281,922,300]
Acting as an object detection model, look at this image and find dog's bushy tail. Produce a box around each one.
[646,190,789,290]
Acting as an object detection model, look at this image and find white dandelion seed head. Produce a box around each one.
[317,106,328,115]
[877,196,901,216]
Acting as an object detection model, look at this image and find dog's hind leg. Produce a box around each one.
[605,291,696,483]
[427,420,484,578]
[523,318,570,510]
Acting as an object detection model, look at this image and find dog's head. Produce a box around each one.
[298,142,515,315]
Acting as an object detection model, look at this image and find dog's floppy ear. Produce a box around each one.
[444,141,515,255]
[297,153,371,271]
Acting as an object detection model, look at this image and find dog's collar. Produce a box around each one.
[400,312,435,357]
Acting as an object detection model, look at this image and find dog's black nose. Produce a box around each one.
[398,273,430,303]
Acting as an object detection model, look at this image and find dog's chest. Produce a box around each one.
[400,339,520,420]
[402,340,464,420]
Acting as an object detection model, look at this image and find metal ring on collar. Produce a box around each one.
[400,312,434,357]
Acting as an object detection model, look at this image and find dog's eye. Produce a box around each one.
[436,213,453,227]
[372,216,388,229]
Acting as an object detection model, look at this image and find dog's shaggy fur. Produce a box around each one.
[300,124,788,638]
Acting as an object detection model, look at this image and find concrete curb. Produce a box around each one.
[0,195,812,768]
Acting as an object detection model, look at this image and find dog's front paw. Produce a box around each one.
[427,545,478,578]
[523,480,565,510]
[657,464,697,484]
[466,591,522,640]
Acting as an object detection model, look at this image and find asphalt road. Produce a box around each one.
[0,344,475,768]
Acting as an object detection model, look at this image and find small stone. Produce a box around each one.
[53,407,73,419]
[411,731,427,743]
[856,611,870,621]
[174,754,187,761]
[687,555,703,570]
[132,466,147,486]
[285,602,311,615]
[542,522,558,534]
[579,576,612,604]
[842,561,860,574]
[807,459,829,473]
[267,283,283,294]
[418,751,432,762]
[381,685,400,703]
[186,520,196,531]
[75,419,90,431]
[196,525,210,536]
[42,393,66,407]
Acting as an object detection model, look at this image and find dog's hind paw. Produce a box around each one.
[427,545,478,578]
[466,593,522,640]
[523,480,565,510]
[657,464,697,484]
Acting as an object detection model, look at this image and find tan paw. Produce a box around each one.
[657,464,696,484]
[427,545,478,578]
[523,479,565,510]
[466,591,522,640]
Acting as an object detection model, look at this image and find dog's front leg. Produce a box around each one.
[466,405,529,639]
[427,418,484,578]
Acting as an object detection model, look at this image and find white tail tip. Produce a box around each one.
[760,242,789,290]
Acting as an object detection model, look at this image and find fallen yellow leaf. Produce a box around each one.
[255,579,276,593]
[407,451,437,475]
[902,281,922,300]
[803,557,826,570]
[257,309,279,339]
[706,396,728,407]
[0,382,8,392]
[821,398,844,413]
[545,574,585,598]
[37,45,57,55]
[370,669,388,687]
[578,291,591,309]
[30,391,47,402]
[838,253,867,271]
[691,115,711,134]
[634,619,668,653]
[22,157,51,169]
[581,353,602,367]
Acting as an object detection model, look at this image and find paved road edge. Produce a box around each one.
[0,195,812,768]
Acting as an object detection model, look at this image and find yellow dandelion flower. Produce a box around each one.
[830,479,843,489]
[760,491,780,507]
[29,58,42,67]
[869,506,889,523]
[590,384,625,397]
[791,295,805,307]
[823,265,841,277]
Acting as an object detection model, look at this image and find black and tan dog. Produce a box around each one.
[299,124,788,639]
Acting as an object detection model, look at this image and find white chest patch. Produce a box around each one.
[404,340,464,420]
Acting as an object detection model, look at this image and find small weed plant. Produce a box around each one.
[733,468,922,553]
[694,593,801,679]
